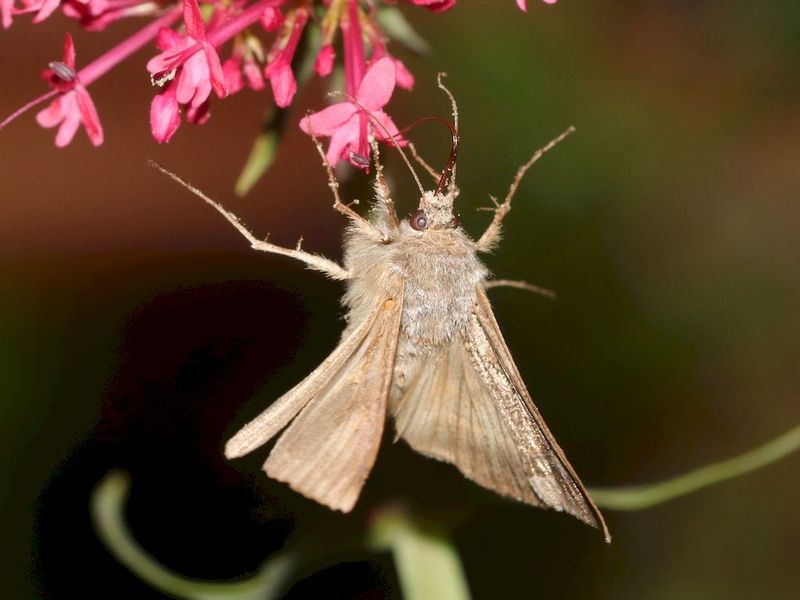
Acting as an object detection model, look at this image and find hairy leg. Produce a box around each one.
[150,161,350,281]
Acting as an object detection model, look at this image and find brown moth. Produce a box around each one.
[152,85,610,543]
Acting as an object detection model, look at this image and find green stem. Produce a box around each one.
[90,470,296,600]
[589,422,800,511]
[370,507,471,600]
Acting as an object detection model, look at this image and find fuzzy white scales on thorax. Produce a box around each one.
[343,220,487,347]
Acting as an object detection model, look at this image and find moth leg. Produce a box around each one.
[484,279,557,300]
[475,126,575,253]
[150,161,350,281]
[305,124,387,240]
[370,138,399,229]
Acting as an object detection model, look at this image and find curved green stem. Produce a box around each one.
[90,470,296,600]
[589,422,800,511]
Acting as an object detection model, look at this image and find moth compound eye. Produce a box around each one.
[409,209,428,231]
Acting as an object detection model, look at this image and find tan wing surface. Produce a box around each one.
[393,286,609,541]
[261,279,404,512]
[224,304,383,460]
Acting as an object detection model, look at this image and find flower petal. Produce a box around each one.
[2,0,13,29]
[150,85,181,142]
[223,58,243,95]
[32,0,61,24]
[411,0,456,13]
[146,37,198,76]
[74,84,104,146]
[203,42,228,98]
[55,115,82,147]
[371,110,406,146]
[393,58,415,91]
[186,99,210,125]
[266,61,296,107]
[63,33,77,70]
[182,0,207,41]
[356,57,396,112]
[299,103,357,136]
[243,62,264,90]
[315,45,335,77]
[155,26,183,52]
[175,50,207,105]
[259,7,283,32]
[326,123,359,166]
[35,96,66,128]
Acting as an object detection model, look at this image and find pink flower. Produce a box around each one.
[223,54,265,95]
[223,58,243,95]
[368,35,414,91]
[2,0,59,28]
[35,34,103,147]
[243,61,265,91]
[63,0,158,32]
[517,0,558,10]
[146,0,227,105]
[263,8,308,108]
[411,0,456,12]
[341,0,365,97]
[145,0,278,143]
[315,44,335,77]
[1,6,181,144]
[150,80,181,142]
[299,57,405,168]
[259,5,282,31]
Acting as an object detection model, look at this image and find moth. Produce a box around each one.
[153,83,610,542]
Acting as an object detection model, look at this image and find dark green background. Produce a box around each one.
[2,1,799,598]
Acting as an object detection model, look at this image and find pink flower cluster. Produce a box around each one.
[2,0,556,167]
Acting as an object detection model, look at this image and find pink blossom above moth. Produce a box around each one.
[3,0,559,159]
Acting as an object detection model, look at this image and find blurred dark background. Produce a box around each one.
[2,1,800,598]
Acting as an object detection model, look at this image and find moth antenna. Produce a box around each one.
[338,91,426,196]
[436,72,459,196]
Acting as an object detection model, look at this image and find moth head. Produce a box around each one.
[406,111,460,232]
[408,190,459,231]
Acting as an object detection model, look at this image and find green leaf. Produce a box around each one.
[235,129,280,197]
[375,7,431,56]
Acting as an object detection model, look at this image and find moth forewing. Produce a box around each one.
[224,304,383,460]
[226,276,404,512]
[388,286,609,542]
[471,288,610,541]
[264,282,404,512]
